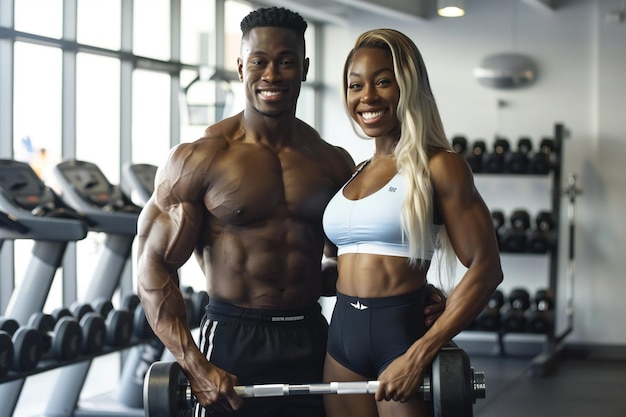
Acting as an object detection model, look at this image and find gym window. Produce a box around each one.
[0,0,321,311]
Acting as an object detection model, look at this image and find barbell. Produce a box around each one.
[143,347,485,417]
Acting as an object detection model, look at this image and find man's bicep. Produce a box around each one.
[138,199,200,272]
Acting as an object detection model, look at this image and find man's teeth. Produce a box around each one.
[362,111,384,120]
[260,91,281,97]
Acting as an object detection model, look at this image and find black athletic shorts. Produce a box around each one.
[193,298,329,417]
[327,287,427,379]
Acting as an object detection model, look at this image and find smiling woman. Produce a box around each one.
[345,47,401,141]
[322,28,503,417]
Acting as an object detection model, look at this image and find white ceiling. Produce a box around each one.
[248,0,561,25]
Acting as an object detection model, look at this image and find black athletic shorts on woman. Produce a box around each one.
[194,298,329,417]
[327,286,428,378]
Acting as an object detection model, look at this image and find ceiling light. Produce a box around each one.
[438,0,465,17]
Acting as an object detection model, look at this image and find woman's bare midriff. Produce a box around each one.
[336,253,429,298]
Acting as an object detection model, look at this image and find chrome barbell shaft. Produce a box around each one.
[232,379,431,398]
[233,381,381,397]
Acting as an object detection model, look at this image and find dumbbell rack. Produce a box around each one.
[0,337,156,384]
[0,159,147,417]
[456,123,576,377]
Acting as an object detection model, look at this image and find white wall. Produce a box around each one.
[318,0,626,347]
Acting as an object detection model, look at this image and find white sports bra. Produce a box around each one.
[322,161,439,258]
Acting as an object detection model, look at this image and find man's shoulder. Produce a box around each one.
[168,136,225,165]
[204,113,244,141]
[170,115,244,161]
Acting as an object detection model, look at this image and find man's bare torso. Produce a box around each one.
[165,114,352,309]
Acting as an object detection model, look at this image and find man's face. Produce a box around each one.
[238,27,309,118]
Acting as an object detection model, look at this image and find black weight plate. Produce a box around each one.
[51,307,73,322]
[121,293,141,312]
[105,309,133,346]
[0,317,19,335]
[145,361,192,417]
[79,312,106,354]
[0,331,14,377]
[28,312,56,333]
[432,348,473,417]
[12,327,42,371]
[191,291,209,327]
[92,297,114,318]
[52,316,83,361]
[27,312,55,352]
[184,298,195,328]
[133,304,154,339]
[70,302,94,321]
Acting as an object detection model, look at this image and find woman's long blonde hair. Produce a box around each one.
[343,28,456,289]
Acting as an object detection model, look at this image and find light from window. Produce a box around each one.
[133,0,171,60]
[132,69,172,166]
[76,52,121,182]
[181,0,216,65]
[77,0,122,50]
[13,42,62,177]
[224,1,253,72]
[14,0,63,39]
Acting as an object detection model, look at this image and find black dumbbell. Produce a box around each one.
[505,137,532,174]
[118,293,157,339]
[501,288,531,333]
[526,289,555,333]
[529,138,554,174]
[68,302,108,354]
[0,317,42,372]
[190,290,209,328]
[0,329,13,377]
[180,287,197,328]
[500,210,531,253]
[465,140,486,173]
[91,298,134,347]
[129,300,156,340]
[27,312,84,361]
[181,287,210,329]
[527,211,555,254]
[484,138,510,173]
[451,136,468,154]
[475,289,504,332]
[121,293,141,313]
[491,210,505,250]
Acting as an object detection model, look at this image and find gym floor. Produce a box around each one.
[470,354,626,417]
[11,351,626,416]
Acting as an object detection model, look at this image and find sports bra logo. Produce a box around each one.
[388,186,397,192]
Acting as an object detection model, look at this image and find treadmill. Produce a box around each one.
[121,162,157,207]
[42,159,145,417]
[0,159,89,417]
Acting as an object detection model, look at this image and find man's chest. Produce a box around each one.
[204,148,341,226]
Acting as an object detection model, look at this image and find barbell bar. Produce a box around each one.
[143,347,485,417]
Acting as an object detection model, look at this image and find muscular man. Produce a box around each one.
[137,7,445,417]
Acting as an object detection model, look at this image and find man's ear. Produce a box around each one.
[302,57,310,82]
[237,58,244,81]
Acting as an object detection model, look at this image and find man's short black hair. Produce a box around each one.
[240,7,308,41]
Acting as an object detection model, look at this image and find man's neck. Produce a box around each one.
[242,109,298,148]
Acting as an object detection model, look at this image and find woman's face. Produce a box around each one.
[346,47,401,141]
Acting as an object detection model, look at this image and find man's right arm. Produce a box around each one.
[136,144,243,411]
